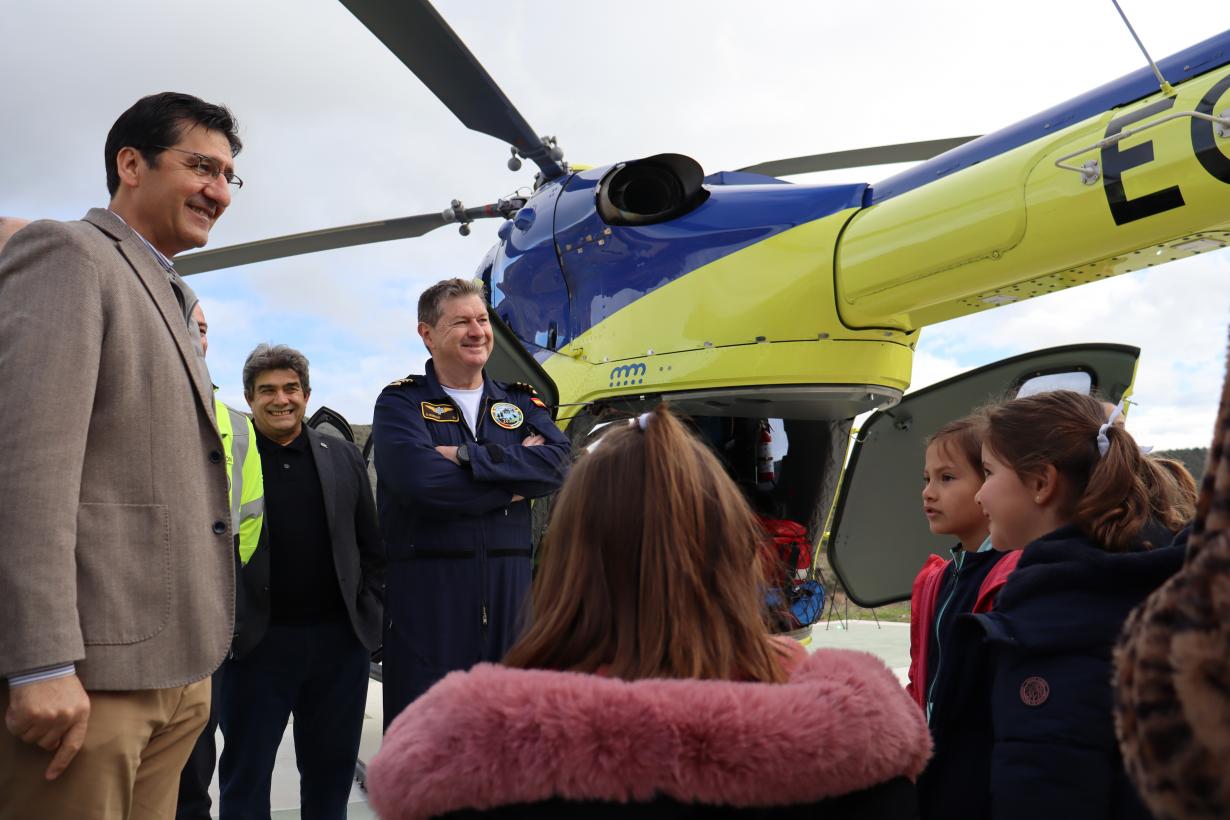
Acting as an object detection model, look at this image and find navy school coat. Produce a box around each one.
[939,525,1184,820]
[372,359,570,726]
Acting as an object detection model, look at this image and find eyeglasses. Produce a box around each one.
[154,146,243,189]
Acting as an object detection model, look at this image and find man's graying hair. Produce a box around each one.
[243,344,310,398]
[418,278,486,326]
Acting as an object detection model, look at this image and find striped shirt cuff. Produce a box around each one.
[8,663,76,688]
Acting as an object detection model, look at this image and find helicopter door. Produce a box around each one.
[827,343,1140,607]
[484,310,560,418]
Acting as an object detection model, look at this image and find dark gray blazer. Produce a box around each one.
[234,426,385,657]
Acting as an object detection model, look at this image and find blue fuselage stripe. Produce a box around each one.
[869,28,1230,204]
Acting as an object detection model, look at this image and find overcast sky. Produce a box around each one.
[2,0,1227,449]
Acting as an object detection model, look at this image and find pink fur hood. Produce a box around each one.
[368,648,931,819]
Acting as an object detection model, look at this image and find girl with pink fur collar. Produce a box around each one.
[368,405,931,818]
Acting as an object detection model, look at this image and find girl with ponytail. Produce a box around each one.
[936,390,1186,819]
[367,405,931,819]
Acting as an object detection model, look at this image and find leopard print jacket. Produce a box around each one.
[1114,329,1230,820]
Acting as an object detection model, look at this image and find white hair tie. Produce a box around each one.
[584,412,653,455]
[1097,399,1125,457]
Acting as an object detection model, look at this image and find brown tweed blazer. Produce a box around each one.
[0,208,234,690]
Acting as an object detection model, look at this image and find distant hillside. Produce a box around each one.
[354,424,372,451]
[1153,447,1208,479]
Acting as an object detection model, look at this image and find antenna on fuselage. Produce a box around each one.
[1109,0,1175,96]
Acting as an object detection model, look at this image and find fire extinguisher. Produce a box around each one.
[757,421,775,491]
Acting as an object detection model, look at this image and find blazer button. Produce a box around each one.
[209,450,223,463]
[212,520,227,534]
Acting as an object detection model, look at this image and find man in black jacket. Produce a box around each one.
[218,344,385,820]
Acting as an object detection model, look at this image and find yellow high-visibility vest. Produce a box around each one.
[216,397,264,565]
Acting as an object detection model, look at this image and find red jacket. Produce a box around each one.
[906,549,1022,709]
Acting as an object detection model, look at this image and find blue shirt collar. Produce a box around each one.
[107,209,176,273]
[950,535,995,557]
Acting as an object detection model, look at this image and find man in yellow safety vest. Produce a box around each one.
[176,302,266,820]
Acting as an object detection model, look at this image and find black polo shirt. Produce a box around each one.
[255,427,347,625]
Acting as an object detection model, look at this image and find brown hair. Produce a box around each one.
[417,278,485,326]
[983,390,1153,552]
[1141,456,1198,533]
[927,414,985,476]
[503,404,786,683]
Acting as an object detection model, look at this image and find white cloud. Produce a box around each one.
[3,0,1227,442]
[915,254,1230,449]
[904,349,968,393]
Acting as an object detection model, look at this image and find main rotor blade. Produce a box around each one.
[340,0,565,179]
[737,136,980,177]
[175,212,450,275]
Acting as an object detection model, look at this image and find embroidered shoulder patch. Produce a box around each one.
[491,401,525,430]
[421,402,459,423]
[507,381,547,408]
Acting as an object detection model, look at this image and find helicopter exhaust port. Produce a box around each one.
[596,153,710,226]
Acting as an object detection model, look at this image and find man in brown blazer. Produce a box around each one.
[0,93,243,820]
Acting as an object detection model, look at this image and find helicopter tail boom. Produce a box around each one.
[837,55,1230,330]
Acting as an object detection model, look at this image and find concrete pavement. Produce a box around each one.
[806,619,912,685]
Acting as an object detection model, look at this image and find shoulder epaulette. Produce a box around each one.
[507,381,540,395]
[385,374,422,389]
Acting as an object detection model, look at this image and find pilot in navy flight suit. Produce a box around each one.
[372,279,570,728]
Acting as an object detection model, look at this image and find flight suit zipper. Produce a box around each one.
[475,395,494,642]
[460,393,496,649]
[480,518,490,646]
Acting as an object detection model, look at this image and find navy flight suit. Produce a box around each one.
[372,360,570,727]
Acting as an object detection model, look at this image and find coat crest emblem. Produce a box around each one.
[1020,676,1050,706]
[491,402,524,430]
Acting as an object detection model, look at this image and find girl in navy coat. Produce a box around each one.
[943,390,1186,820]
[909,416,1019,819]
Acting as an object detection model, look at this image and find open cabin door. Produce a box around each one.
[828,343,1140,607]
[484,310,560,417]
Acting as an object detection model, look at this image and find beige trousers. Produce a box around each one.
[0,678,210,820]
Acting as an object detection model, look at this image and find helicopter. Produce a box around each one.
[3,2,1224,609]
[164,0,1230,605]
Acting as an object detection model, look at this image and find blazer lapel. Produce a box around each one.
[84,209,216,424]
[306,427,341,548]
